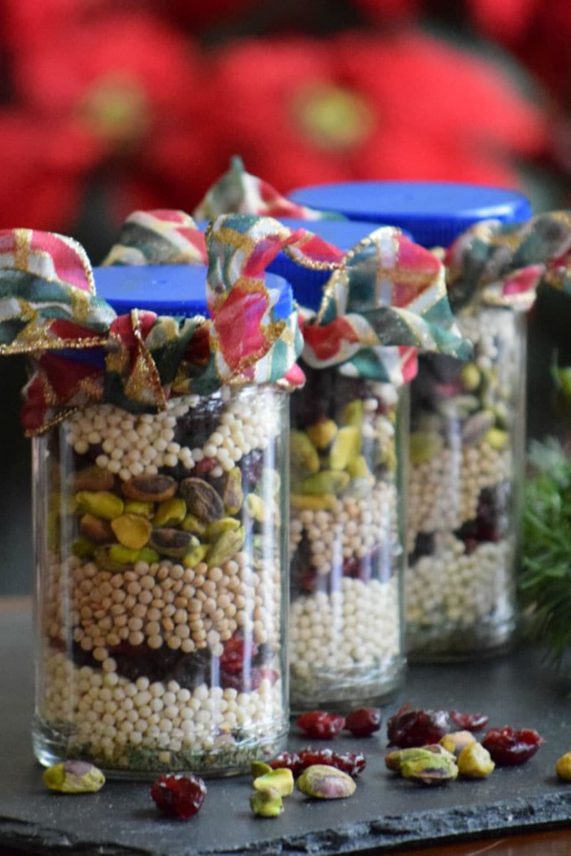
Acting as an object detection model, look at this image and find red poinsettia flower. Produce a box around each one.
[352,0,423,25]
[200,30,548,199]
[10,10,221,226]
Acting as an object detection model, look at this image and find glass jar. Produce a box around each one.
[406,307,526,659]
[33,384,289,777]
[289,365,407,710]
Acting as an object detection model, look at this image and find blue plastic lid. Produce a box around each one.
[94,264,293,319]
[289,181,533,248]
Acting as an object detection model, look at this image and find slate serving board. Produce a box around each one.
[2,604,571,856]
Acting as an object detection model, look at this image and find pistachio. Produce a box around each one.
[250,787,283,818]
[409,431,443,465]
[150,528,199,559]
[153,497,187,528]
[75,491,124,520]
[43,760,105,794]
[296,764,356,800]
[181,513,207,537]
[183,544,209,569]
[298,470,350,496]
[111,514,152,550]
[79,513,113,544]
[207,527,245,567]
[137,547,160,564]
[95,544,140,569]
[72,538,96,559]
[180,478,224,522]
[346,455,371,480]
[246,494,265,523]
[329,426,361,470]
[341,399,364,427]
[70,466,115,493]
[385,744,454,773]
[484,427,509,451]
[306,419,337,450]
[291,494,337,511]
[457,742,495,779]
[556,752,571,781]
[124,500,154,518]
[122,474,177,503]
[461,411,495,444]
[206,517,241,539]
[290,431,320,477]
[439,731,476,758]
[222,468,243,515]
[253,768,294,798]
[251,761,273,779]
[459,363,481,392]
[400,748,458,785]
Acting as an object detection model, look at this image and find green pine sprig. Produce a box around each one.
[521,438,571,665]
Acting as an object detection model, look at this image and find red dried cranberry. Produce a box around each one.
[150,774,207,820]
[194,457,217,476]
[297,710,346,739]
[386,705,450,748]
[219,638,246,675]
[298,747,366,777]
[250,667,279,690]
[450,710,489,732]
[270,751,304,778]
[482,727,544,766]
[345,707,382,737]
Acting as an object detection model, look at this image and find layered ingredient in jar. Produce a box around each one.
[406,309,524,658]
[289,368,405,709]
[35,387,288,775]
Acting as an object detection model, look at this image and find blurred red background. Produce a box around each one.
[0,0,567,257]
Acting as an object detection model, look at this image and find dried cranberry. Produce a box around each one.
[299,747,367,777]
[150,774,207,820]
[219,638,247,675]
[249,667,279,689]
[345,707,382,737]
[270,751,304,778]
[450,710,489,732]
[482,727,544,766]
[193,457,217,476]
[386,705,450,748]
[297,710,346,739]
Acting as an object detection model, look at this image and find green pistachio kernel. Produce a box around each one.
[290,431,320,477]
[298,470,350,496]
[246,494,266,522]
[43,761,105,794]
[181,513,207,537]
[329,426,361,470]
[439,731,476,758]
[111,514,152,550]
[182,544,209,569]
[409,431,443,465]
[484,427,509,451]
[346,455,371,479]
[251,760,273,779]
[457,741,495,779]
[297,765,356,800]
[385,744,454,773]
[223,467,244,515]
[153,497,187,528]
[72,538,96,559]
[306,419,337,450]
[556,752,571,781]
[107,544,141,565]
[400,748,458,786]
[75,491,124,520]
[460,363,481,392]
[253,768,294,798]
[137,547,160,564]
[250,787,283,818]
[206,517,241,539]
[341,399,364,427]
[124,500,154,518]
[207,526,245,567]
[291,494,337,511]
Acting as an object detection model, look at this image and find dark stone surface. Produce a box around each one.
[2,606,571,855]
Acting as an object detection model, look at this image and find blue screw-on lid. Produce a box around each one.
[94,264,293,320]
[289,181,533,248]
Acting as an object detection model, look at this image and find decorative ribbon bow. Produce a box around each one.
[444,212,571,311]
[0,210,304,434]
[207,214,471,387]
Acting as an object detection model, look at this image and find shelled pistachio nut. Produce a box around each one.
[253,768,294,798]
[182,544,209,569]
[409,431,443,465]
[457,741,495,779]
[70,465,115,493]
[150,528,199,559]
[556,752,571,781]
[75,491,124,520]
[291,494,337,511]
[207,527,245,567]
[385,744,454,773]
[298,470,350,496]
[111,514,152,550]
[296,765,356,799]
[153,497,187,528]
[400,748,458,785]
[43,761,105,794]
[341,399,364,427]
[307,419,337,450]
[124,500,154,518]
[122,474,177,503]
[250,787,283,818]
[79,513,114,544]
[290,431,320,477]
[180,477,225,522]
[329,426,361,470]
[181,513,207,536]
[439,731,476,758]
[206,517,241,539]
[246,494,265,522]
[251,761,273,779]
[222,468,244,515]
